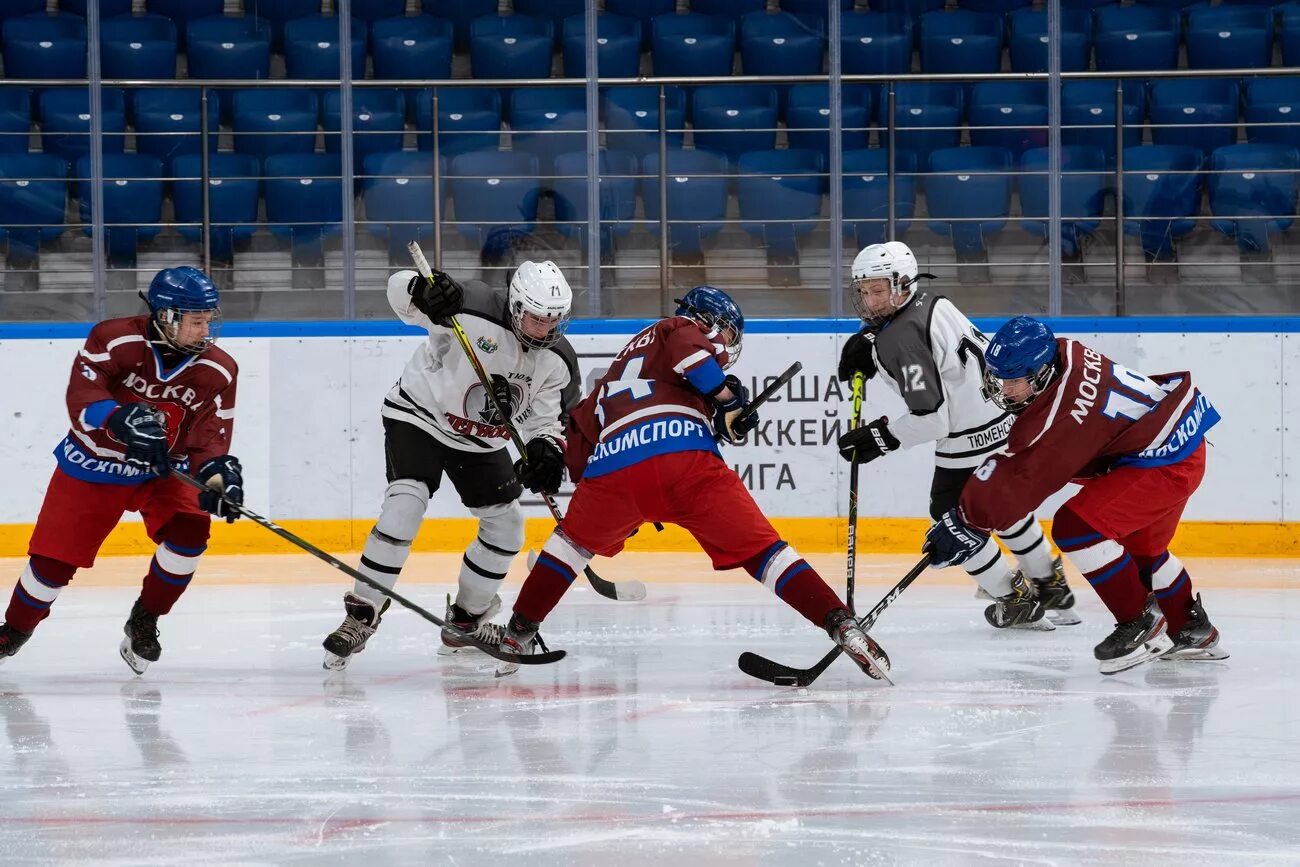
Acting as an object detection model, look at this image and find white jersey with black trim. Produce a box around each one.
[869,292,1013,469]
[381,270,580,454]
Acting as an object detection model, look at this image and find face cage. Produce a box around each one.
[512,305,571,350]
[983,362,1054,414]
[850,275,908,328]
[157,307,222,354]
[693,311,743,368]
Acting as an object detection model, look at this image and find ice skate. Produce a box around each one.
[322,592,391,671]
[1160,594,1229,661]
[0,623,32,666]
[1096,601,1174,674]
[984,572,1054,630]
[439,594,503,656]
[825,609,893,684]
[120,599,162,676]
[494,613,541,678]
[1032,556,1081,625]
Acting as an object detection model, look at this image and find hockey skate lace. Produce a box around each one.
[334,617,374,647]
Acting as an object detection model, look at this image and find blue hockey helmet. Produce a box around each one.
[674,285,744,368]
[983,316,1058,413]
[143,266,221,354]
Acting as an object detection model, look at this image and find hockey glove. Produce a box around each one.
[714,374,758,444]
[107,403,171,476]
[197,454,244,523]
[837,416,899,465]
[923,508,989,568]
[837,329,878,383]
[408,269,464,325]
[515,436,565,495]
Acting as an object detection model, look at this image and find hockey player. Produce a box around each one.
[835,242,1076,629]
[322,261,579,670]
[924,316,1227,674]
[490,285,891,680]
[0,266,243,674]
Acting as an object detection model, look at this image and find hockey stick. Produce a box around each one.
[737,553,931,687]
[406,241,647,603]
[845,371,865,614]
[170,469,564,666]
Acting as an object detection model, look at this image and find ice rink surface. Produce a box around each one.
[0,554,1296,866]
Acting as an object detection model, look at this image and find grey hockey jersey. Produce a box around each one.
[869,292,1013,469]
[382,270,580,454]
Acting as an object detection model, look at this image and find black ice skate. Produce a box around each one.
[985,573,1054,631]
[1095,601,1174,675]
[322,592,391,671]
[120,599,162,676]
[494,613,541,678]
[825,609,893,684]
[439,594,503,656]
[1160,594,1229,662]
[1033,556,1081,626]
[0,623,32,666]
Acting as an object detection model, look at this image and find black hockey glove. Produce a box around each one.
[714,374,758,445]
[837,416,899,465]
[408,269,464,325]
[923,508,990,568]
[837,329,878,383]
[107,403,170,476]
[197,454,244,523]
[515,436,565,495]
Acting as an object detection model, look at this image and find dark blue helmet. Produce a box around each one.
[984,316,1058,413]
[144,266,221,354]
[675,285,744,368]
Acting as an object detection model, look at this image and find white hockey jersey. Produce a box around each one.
[868,292,1013,469]
[382,270,580,454]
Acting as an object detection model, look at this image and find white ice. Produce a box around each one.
[1,558,1297,866]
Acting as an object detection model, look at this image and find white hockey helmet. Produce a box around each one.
[508,260,573,350]
[850,241,922,327]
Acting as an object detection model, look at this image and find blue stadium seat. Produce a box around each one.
[322,89,406,172]
[510,87,586,117]
[1008,8,1092,73]
[516,0,586,34]
[170,153,260,265]
[562,13,642,78]
[100,15,177,80]
[651,13,737,78]
[130,88,219,172]
[894,80,966,119]
[75,153,163,267]
[1062,80,1145,165]
[509,88,586,176]
[232,89,318,160]
[1186,5,1273,70]
[1245,78,1300,148]
[692,0,768,21]
[918,10,1003,75]
[2,0,49,20]
[1148,78,1240,155]
[350,0,406,22]
[360,150,446,261]
[243,0,323,49]
[606,0,675,48]
[736,148,825,273]
[552,149,638,262]
[448,150,542,255]
[740,12,827,112]
[39,88,127,166]
[641,148,729,262]
[957,0,1033,13]
[785,85,871,159]
[842,147,916,247]
[470,15,555,82]
[870,0,945,17]
[691,84,779,163]
[1281,6,1300,67]
[841,12,913,122]
[780,0,853,24]
[0,89,31,156]
[603,85,686,158]
[893,88,962,168]
[1094,5,1180,71]
[65,0,129,11]
[1019,145,1107,258]
[146,0,224,39]
[413,87,502,157]
[264,152,344,271]
[422,0,497,50]
[371,15,454,111]
[1121,144,1203,263]
[185,15,272,94]
[1208,142,1299,255]
[924,146,1013,262]
[283,16,367,79]
[969,81,1048,158]
[0,153,66,267]
[3,15,87,80]
[1131,0,1201,9]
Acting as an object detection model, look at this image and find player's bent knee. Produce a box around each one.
[28,555,76,587]
[158,513,211,550]
[469,501,524,552]
[375,478,430,543]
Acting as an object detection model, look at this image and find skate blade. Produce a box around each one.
[119,639,150,676]
[1008,617,1056,632]
[438,642,483,657]
[1159,646,1230,662]
[494,660,520,678]
[866,661,894,686]
[1046,609,1082,626]
[322,651,351,671]
[1099,633,1175,675]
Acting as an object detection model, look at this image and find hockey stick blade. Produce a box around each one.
[738,554,931,687]
[171,470,564,666]
[526,548,648,602]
